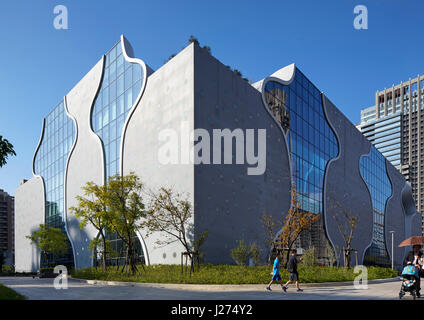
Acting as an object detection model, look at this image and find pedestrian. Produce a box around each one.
[283,250,303,292]
[266,255,284,291]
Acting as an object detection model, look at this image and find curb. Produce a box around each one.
[69,276,401,292]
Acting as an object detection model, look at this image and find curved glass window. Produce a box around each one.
[91,40,145,266]
[92,41,143,179]
[360,146,391,267]
[264,68,339,263]
[34,100,75,268]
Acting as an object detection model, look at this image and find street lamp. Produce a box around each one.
[389,231,395,269]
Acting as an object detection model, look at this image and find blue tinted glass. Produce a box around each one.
[360,146,392,267]
[33,100,75,267]
[91,40,144,180]
[263,67,340,258]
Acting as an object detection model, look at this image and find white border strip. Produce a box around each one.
[63,95,79,269]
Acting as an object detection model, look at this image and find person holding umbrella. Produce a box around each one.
[400,236,424,298]
[404,244,423,297]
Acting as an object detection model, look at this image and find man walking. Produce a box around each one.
[283,250,303,292]
[266,255,283,291]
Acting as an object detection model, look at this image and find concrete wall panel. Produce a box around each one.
[65,58,105,269]
[123,44,195,265]
[193,46,291,264]
[15,177,45,272]
[385,161,407,268]
[323,96,374,266]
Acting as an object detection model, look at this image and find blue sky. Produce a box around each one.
[0,0,423,195]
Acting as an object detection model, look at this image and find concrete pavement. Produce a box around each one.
[0,276,417,300]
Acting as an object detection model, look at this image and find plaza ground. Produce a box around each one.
[0,276,416,300]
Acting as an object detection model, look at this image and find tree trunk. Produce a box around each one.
[101,232,107,271]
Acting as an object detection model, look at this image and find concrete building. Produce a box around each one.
[358,75,424,232]
[15,36,421,272]
[0,189,14,266]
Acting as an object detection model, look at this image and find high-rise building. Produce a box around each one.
[358,75,424,232]
[0,189,14,265]
[14,36,420,272]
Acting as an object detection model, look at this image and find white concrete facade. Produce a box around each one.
[15,37,418,271]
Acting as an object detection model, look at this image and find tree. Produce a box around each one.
[164,53,177,64]
[105,173,146,275]
[26,224,68,268]
[332,203,359,268]
[69,181,111,271]
[260,212,279,263]
[231,239,250,266]
[143,186,208,274]
[301,246,317,267]
[280,184,320,267]
[202,45,211,54]
[233,69,242,77]
[0,136,16,168]
[188,35,199,46]
[326,241,336,267]
[249,242,261,266]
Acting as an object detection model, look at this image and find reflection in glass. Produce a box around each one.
[91,40,145,266]
[34,101,75,268]
[360,146,391,267]
[264,68,339,264]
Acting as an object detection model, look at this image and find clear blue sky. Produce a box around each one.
[0,0,423,195]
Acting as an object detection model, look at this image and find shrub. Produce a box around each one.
[1,265,14,274]
[249,242,261,266]
[230,240,250,266]
[72,264,398,285]
[302,247,317,267]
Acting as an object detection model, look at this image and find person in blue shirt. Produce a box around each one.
[266,256,284,291]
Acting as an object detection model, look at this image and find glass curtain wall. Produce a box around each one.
[264,68,339,263]
[360,146,392,267]
[34,101,75,269]
[91,40,144,266]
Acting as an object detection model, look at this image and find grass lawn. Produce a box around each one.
[72,264,398,284]
[0,283,25,300]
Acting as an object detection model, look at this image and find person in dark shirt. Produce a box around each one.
[283,250,303,292]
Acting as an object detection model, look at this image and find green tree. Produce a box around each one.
[231,239,250,266]
[188,35,199,45]
[302,247,317,267]
[0,136,16,168]
[105,173,146,275]
[69,181,111,271]
[26,224,68,267]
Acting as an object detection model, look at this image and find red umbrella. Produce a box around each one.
[398,236,424,247]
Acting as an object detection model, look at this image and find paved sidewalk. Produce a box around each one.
[0,276,416,300]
